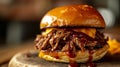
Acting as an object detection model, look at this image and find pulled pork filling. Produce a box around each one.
[35,29,108,52]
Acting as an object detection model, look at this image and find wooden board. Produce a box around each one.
[8,50,120,67]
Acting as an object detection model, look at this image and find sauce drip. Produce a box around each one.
[68,60,79,67]
[66,51,76,58]
[66,42,76,58]
[86,50,96,67]
[66,42,78,67]
[86,62,96,67]
[50,51,59,59]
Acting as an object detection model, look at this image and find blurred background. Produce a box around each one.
[0,0,119,47]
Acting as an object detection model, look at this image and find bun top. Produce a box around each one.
[40,4,105,29]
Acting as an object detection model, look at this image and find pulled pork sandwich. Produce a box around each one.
[35,4,109,63]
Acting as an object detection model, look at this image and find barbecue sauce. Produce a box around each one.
[66,51,76,58]
[66,42,79,67]
[68,60,78,67]
[66,42,76,58]
[86,50,96,67]
[50,51,59,59]
[86,62,96,67]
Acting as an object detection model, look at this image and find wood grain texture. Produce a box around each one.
[0,42,34,65]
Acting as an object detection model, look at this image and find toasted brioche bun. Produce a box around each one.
[40,4,105,29]
[39,44,109,63]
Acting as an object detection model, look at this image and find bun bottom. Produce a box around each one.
[8,45,109,67]
[39,44,109,63]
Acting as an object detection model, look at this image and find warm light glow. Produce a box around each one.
[108,39,120,55]
[41,15,57,26]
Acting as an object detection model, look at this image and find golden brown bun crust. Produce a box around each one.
[40,4,105,29]
[39,44,109,63]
